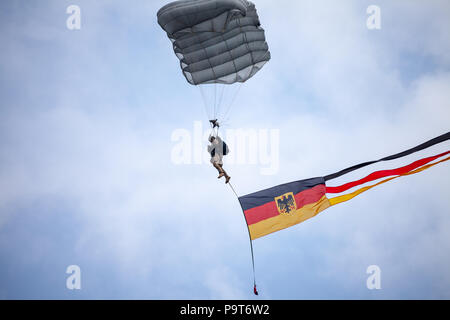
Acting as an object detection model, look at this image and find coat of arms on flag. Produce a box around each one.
[275,193,297,215]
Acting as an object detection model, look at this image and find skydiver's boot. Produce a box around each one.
[218,164,226,179]
[222,168,231,184]
[213,163,225,179]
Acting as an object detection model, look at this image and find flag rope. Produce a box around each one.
[228,182,259,296]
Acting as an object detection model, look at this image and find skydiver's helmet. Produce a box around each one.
[209,136,216,143]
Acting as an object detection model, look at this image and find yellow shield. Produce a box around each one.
[275,192,297,215]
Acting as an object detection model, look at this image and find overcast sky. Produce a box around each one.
[0,0,449,299]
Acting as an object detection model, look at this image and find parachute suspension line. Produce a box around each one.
[220,18,252,125]
[201,18,270,126]
[222,47,271,125]
[199,39,219,121]
[219,29,241,123]
[216,83,226,120]
[223,46,271,124]
[209,122,215,137]
[222,82,244,124]
[221,18,269,125]
[222,15,272,125]
[191,32,213,122]
[199,85,212,121]
[213,83,217,119]
[228,182,259,296]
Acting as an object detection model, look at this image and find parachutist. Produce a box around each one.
[208,134,231,184]
[158,0,271,297]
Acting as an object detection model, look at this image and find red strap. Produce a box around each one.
[326,151,450,194]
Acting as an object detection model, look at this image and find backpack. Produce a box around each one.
[222,141,229,156]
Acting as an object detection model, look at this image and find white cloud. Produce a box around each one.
[0,0,449,299]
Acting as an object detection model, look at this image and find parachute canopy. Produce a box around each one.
[157,0,271,85]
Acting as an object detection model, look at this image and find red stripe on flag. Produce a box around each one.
[326,150,450,194]
[244,184,326,226]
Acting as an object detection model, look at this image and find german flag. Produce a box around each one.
[326,150,450,207]
[239,132,450,240]
[239,178,331,240]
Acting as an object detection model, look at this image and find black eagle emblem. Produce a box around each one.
[276,193,297,215]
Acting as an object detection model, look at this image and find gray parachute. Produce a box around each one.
[157,0,271,85]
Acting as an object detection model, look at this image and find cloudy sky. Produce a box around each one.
[0,0,449,299]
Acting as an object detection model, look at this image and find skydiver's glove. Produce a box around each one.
[210,119,220,128]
